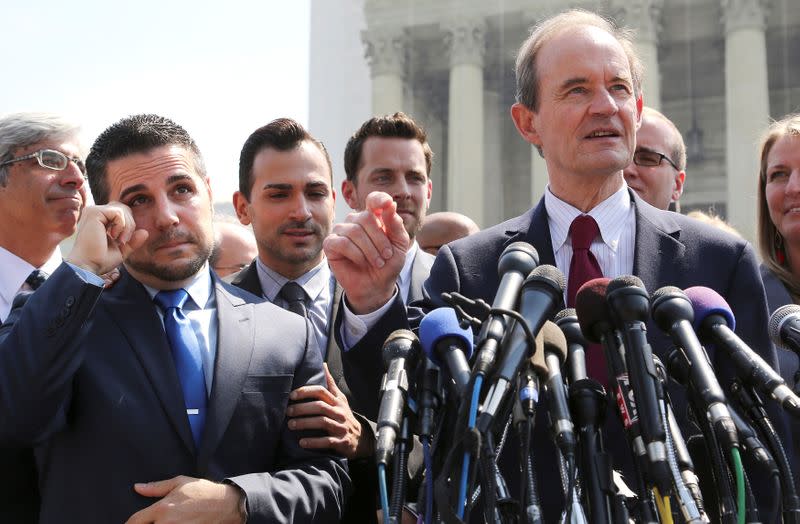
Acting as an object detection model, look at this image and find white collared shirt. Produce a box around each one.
[143,265,218,395]
[256,257,335,355]
[0,245,63,322]
[544,182,636,303]
[396,241,419,304]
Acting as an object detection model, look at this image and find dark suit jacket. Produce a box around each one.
[0,264,349,523]
[760,264,800,487]
[0,292,38,523]
[230,252,432,522]
[349,190,787,522]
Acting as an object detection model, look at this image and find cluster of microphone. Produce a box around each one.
[374,242,800,524]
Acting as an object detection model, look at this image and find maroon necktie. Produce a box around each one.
[566,215,606,381]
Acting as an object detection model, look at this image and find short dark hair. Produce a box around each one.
[343,112,433,183]
[86,114,205,205]
[238,118,332,200]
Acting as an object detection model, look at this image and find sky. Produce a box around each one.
[0,0,310,206]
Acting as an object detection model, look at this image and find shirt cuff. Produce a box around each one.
[64,262,105,287]
[340,288,398,351]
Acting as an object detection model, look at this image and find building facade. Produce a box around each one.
[310,0,800,241]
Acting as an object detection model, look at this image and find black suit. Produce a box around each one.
[350,190,788,522]
[0,264,349,523]
[230,250,432,523]
[759,264,800,487]
[0,292,38,524]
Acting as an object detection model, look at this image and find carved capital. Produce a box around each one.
[362,27,408,77]
[443,18,486,68]
[721,0,769,33]
[617,0,664,43]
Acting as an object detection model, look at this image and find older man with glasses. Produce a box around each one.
[0,112,88,522]
[623,106,687,212]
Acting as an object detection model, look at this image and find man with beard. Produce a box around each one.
[230,118,387,522]
[0,114,349,523]
[341,112,435,308]
[0,112,88,522]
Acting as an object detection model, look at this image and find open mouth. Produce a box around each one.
[585,130,620,139]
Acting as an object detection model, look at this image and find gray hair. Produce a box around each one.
[515,9,644,112]
[0,112,82,186]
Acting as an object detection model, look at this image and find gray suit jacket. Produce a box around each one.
[0,264,349,523]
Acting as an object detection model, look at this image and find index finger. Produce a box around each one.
[364,191,396,216]
[124,501,158,524]
[290,384,337,405]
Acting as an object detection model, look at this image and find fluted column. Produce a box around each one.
[444,18,486,227]
[619,0,663,109]
[531,148,548,205]
[484,87,503,227]
[362,27,407,116]
[723,0,770,242]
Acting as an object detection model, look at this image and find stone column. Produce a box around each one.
[530,148,548,205]
[444,18,486,227]
[619,0,663,109]
[484,87,503,227]
[722,0,770,242]
[362,27,407,116]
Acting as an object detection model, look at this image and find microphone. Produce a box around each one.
[576,277,659,521]
[769,303,800,356]
[375,329,420,466]
[606,276,670,490]
[419,307,474,396]
[477,265,564,431]
[684,286,800,416]
[554,307,588,383]
[536,321,576,459]
[650,286,739,452]
[472,242,539,377]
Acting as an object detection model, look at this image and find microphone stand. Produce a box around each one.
[729,380,800,523]
[390,417,410,523]
[569,378,616,524]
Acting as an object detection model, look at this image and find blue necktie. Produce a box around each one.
[154,289,207,448]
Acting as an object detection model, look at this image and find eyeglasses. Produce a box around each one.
[0,149,86,176]
[632,150,680,171]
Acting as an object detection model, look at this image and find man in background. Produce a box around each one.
[209,215,258,277]
[417,211,480,255]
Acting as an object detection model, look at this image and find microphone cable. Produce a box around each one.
[379,462,390,524]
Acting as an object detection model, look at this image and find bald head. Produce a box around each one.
[417,212,480,255]
[210,219,259,277]
[623,107,686,210]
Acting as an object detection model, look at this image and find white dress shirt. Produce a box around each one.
[255,257,335,355]
[0,245,63,322]
[544,183,636,303]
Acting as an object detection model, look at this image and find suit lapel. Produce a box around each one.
[325,281,350,396]
[229,261,263,297]
[631,191,684,292]
[197,279,255,468]
[503,199,556,266]
[103,269,196,454]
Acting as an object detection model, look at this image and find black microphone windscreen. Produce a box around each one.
[382,329,419,368]
[769,304,800,349]
[575,277,612,343]
[498,241,539,277]
[525,264,566,293]
[607,274,645,294]
[542,320,568,364]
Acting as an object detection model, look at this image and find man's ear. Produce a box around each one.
[672,171,686,202]
[232,191,252,226]
[635,94,644,129]
[510,103,543,149]
[341,179,358,209]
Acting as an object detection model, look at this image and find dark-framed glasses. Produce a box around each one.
[0,149,86,176]
[632,150,680,171]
